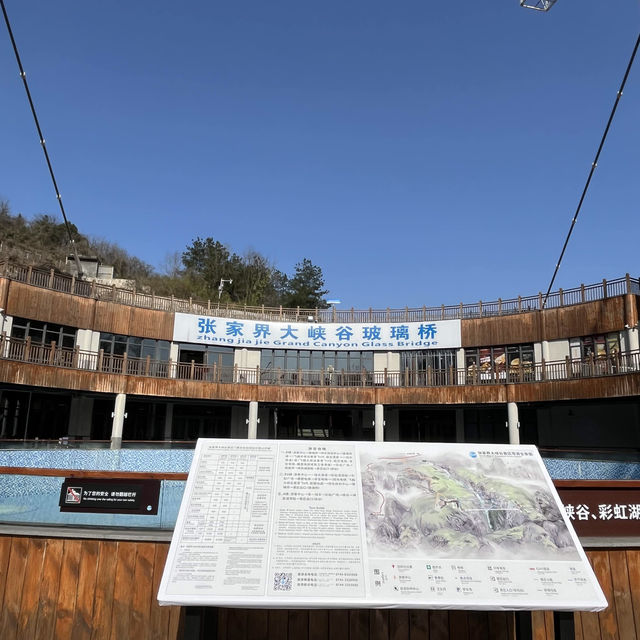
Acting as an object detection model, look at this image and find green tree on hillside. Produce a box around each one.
[282,258,328,309]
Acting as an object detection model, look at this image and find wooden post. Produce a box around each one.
[565,356,571,379]
[626,273,632,294]
[538,292,542,309]
[427,366,433,387]
[478,300,483,317]
[384,367,388,386]
[459,302,463,319]
[145,355,151,376]
[112,284,116,301]
[441,304,445,320]
[97,348,104,372]
[70,274,76,294]
[27,265,33,284]
[498,298,502,315]
[48,340,56,365]
[25,336,31,362]
[581,283,585,302]
[256,365,260,385]
[603,278,608,298]
[72,346,79,369]
[122,352,128,374]
[541,358,546,381]
[321,368,325,386]
[49,268,55,288]
[190,360,195,380]
[90,280,96,298]
[518,296,522,312]
[559,288,564,305]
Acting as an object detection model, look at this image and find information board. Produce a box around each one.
[158,440,607,611]
[59,478,160,514]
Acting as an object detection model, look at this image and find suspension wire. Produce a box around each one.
[1,0,84,276]
[542,32,640,309]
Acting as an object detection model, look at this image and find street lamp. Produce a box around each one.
[326,299,341,323]
[217,279,233,309]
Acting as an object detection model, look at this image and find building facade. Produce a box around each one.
[1,262,639,639]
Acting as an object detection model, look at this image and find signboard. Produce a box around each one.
[173,313,461,351]
[59,478,160,515]
[557,485,640,537]
[158,440,606,611]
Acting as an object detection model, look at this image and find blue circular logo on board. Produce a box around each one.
[469,451,478,458]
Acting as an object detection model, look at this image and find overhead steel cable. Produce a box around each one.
[542,32,640,309]
[1,0,83,276]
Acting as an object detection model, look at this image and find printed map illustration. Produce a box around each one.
[360,449,579,560]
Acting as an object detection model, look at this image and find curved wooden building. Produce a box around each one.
[1,262,639,639]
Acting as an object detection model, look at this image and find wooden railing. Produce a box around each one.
[2,335,638,389]
[1,260,638,323]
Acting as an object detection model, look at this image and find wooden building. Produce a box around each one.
[1,262,639,639]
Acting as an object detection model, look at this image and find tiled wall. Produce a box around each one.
[0,448,638,530]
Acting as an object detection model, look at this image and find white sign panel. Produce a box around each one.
[172,313,461,351]
[158,440,607,611]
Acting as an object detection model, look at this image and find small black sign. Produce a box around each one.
[59,478,161,515]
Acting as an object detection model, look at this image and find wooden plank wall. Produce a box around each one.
[5,282,174,341]
[531,549,640,640]
[2,535,640,640]
[0,535,181,640]
[212,608,515,640]
[461,297,626,348]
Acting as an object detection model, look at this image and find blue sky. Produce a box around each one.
[1,1,639,309]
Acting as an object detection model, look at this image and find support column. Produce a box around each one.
[164,403,174,441]
[0,314,13,357]
[455,409,465,443]
[541,340,550,361]
[374,404,384,442]
[507,402,520,445]
[110,393,127,449]
[247,401,259,439]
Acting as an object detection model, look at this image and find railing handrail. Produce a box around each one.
[1,334,638,389]
[1,260,638,323]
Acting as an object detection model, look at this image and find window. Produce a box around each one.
[99,333,170,375]
[465,344,534,381]
[176,344,234,381]
[260,349,373,373]
[11,317,76,349]
[570,333,620,360]
[260,350,373,385]
[99,333,170,360]
[401,349,457,385]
